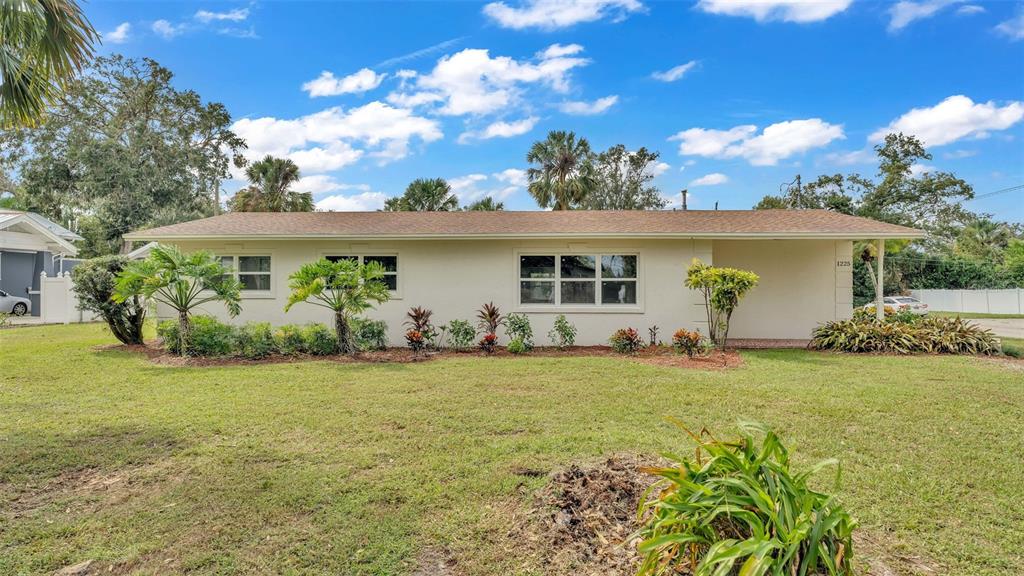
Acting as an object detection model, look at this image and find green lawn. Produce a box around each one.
[2,324,1023,576]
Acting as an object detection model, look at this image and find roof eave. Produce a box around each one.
[123,231,926,242]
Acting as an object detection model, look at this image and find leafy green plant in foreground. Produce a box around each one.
[636,422,856,576]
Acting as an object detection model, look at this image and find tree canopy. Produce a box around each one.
[464,197,505,211]
[228,155,313,213]
[384,177,459,211]
[526,130,597,210]
[0,55,246,256]
[583,145,667,210]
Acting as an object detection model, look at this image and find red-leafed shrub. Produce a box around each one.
[479,332,498,354]
[609,328,643,354]
[405,329,425,352]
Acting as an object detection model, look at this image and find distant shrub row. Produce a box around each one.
[157,316,388,358]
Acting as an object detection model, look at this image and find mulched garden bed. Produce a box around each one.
[97,342,743,369]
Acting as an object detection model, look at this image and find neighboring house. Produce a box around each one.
[0,210,82,316]
[124,210,923,344]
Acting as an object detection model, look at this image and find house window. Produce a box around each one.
[219,255,272,291]
[519,253,638,306]
[326,255,398,291]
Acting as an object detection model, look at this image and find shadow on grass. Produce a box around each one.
[0,423,186,485]
[740,349,837,366]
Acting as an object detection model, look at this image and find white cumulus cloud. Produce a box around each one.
[956,4,985,15]
[697,0,852,23]
[449,171,523,203]
[231,101,443,172]
[195,8,249,23]
[559,95,618,115]
[670,119,844,166]
[689,173,729,187]
[303,69,386,97]
[459,117,539,143]
[389,45,589,116]
[316,191,389,211]
[887,0,962,32]
[104,22,131,44]
[996,12,1024,40]
[483,0,644,30]
[869,95,1024,146]
[152,19,186,39]
[652,61,698,82]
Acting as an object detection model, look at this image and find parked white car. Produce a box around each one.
[863,296,929,315]
[0,289,31,316]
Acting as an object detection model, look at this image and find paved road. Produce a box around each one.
[971,319,1024,339]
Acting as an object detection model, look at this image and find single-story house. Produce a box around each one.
[0,210,83,316]
[124,210,923,344]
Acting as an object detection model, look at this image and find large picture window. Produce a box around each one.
[519,253,637,307]
[326,255,399,291]
[219,255,272,291]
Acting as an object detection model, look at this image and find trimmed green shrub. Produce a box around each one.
[548,314,577,349]
[236,322,276,359]
[303,323,338,356]
[507,338,527,355]
[274,324,308,355]
[353,318,388,351]
[157,315,236,357]
[609,327,643,354]
[503,312,533,350]
[811,317,1000,355]
[637,422,856,576]
[446,319,476,349]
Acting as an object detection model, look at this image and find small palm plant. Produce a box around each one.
[284,258,390,355]
[636,421,857,576]
[113,245,241,355]
[476,302,502,334]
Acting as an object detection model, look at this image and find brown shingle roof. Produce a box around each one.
[124,210,924,240]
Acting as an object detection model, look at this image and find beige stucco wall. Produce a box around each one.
[157,237,851,345]
[712,239,853,339]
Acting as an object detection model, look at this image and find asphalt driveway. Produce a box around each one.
[971,318,1024,339]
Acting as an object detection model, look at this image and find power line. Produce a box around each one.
[970,184,1024,200]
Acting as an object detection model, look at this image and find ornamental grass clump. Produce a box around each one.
[636,422,857,576]
[811,316,999,355]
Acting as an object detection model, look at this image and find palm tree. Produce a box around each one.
[228,155,313,212]
[384,178,458,211]
[1,0,98,128]
[464,197,505,211]
[284,258,391,355]
[955,217,1013,262]
[113,245,241,356]
[526,131,597,210]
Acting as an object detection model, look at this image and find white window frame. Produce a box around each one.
[320,252,402,299]
[217,253,275,299]
[514,250,643,313]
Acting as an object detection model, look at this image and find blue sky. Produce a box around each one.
[87,0,1024,221]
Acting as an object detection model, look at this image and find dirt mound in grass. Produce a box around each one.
[514,454,659,575]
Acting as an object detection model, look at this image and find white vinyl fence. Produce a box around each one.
[910,289,1024,315]
[39,271,99,324]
